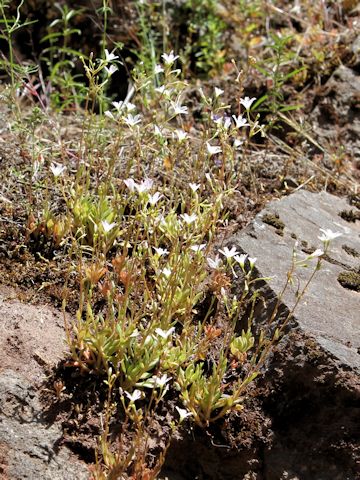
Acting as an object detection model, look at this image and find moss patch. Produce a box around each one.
[348,194,360,210]
[342,245,359,258]
[339,209,360,222]
[338,271,360,292]
[262,213,285,236]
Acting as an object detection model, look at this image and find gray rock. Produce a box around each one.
[0,370,89,480]
[311,65,360,146]
[230,189,360,371]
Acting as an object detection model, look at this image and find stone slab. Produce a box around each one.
[231,190,360,371]
[0,370,89,480]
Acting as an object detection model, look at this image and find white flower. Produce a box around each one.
[205,173,212,183]
[232,115,249,129]
[135,178,153,194]
[104,49,119,62]
[154,247,169,256]
[309,248,324,258]
[154,64,164,74]
[189,183,201,192]
[124,178,136,192]
[213,115,231,130]
[248,257,257,268]
[124,113,141,127]
[161,267,172,278]
[181,213,197,224]
[219,246,239,259]
[214,87,224,97]
[154,374,171,388]
[148,192,163,205]
[154,125,162,136]
[212,115,223,126]
[175,129,188,141]
[101,220,117,233]
[175,406,192,422]
[104,110,115,120]
[240,96,256,110]
[206,142,222,155]
[161,50,179,65]
[125,389,142,402]
[190,244,206,253]
[198,87,207,100]
[112,100,124,112]
[155,85,167,95]
[223,117,232,130]
[207,255,221,269]
[318,228,342,243]
[233,139,244,149]
[104,64,118,76]
[171,102,188,115]
[126,102,136,112]
[235,254,247,268]
[50,163,66,177]
[155,327,175,339]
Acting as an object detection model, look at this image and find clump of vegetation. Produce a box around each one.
[338,271,360,292]
[0,0,357,478]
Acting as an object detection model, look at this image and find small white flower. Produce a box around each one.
[232,115,249,129]
[154,374,171,388]
[101,220,117,233]
[124,178,137,192]
[181,213,197,224]
[154,125,162,136]
[154,247,169,256]
[104,110,115,120]
[125,102,136,112]
[219,246,239,259]
[318,228,342,243]
[124,113,141,127]
[135,178,153,193]
[155,327,175,339]
[155,85,167,94]
[50,163,66,177]
[235,254,247,268]
[206,142,222,155]
[125,389,142,402]
[189,183,201,192]
[112,100,124,112]
[198,87,206,100]
[154,64,164,74]
[175,129,188,141]
[161,50,179,66]
[248,257,257,268]
[240,96,256,110]
[171,102,188,116]
[175,406,192,422]
[309,248,324,258]
[104,64,118,76]
[213,115,231,130]
[104,49,119,62]
[233,138,244,149]
[207,255,221,269]
[212,115,223,127]
[161,267,172,278]
[214,87,224,97]
[190,244,206,253]
[148,192,163,205]
[223,117,232,130]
